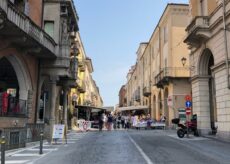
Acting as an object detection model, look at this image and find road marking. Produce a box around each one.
[127,134,154,164]
[12,153,42,157]
[6,160,29,164]
[28,148,58,151]
[54,141,75,144]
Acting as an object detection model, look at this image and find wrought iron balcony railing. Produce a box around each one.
[143,86,151,97]
[69,57,77,79]
[0,0,56,56]
[154,67,190,87]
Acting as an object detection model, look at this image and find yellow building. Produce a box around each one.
[124,4,190,126]
[69,32,103,128]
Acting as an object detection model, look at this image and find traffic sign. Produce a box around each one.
[186,107,191,115]
[185,101,192,108]
[185,95,192,101]
[186,110,191,115]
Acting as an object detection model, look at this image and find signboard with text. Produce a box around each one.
[52,124,65,139]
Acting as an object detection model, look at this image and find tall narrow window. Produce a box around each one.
[44,21,54,38]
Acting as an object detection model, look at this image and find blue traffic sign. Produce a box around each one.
[185,101,192,108]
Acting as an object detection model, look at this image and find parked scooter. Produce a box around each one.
[172,114,199,138]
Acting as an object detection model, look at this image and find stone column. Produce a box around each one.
[47,76,58,142]
[63,87,68,130]
[192,76,211,135]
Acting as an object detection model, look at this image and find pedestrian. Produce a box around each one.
[117,114,121,129]
[113,115,117,130]
[107,113,113,131]
[121,115,125,128]
[146,113,152,129]
[98,114,104,131]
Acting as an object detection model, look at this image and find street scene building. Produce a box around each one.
[184,0,230,139]
[121,4,190,127]
[0,0,102,149]
[2,1,230,164]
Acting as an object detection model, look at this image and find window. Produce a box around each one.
[44,21,54,38]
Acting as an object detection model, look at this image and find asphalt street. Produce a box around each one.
[3,129,230,164]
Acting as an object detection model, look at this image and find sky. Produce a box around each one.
[74,0,189,107]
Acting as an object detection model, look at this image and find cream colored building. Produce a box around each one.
[70,32,103,128]
[184,0,230,139]
[124,4,190,126]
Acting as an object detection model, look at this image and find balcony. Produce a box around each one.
[184,16,210,48]
[0,0,56,58]
[143,87,151,97]
[155,67,190,88]
[78,81,86,93]
[78,61,85,72]
[69,57,77,79]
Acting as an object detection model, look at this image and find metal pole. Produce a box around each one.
[1,136,6,164]
[186,115,189,138]
[39,131,43,154]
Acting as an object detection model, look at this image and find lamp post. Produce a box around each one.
[181,57,189,138]
[181,57,187,66]
[1,136,6,164]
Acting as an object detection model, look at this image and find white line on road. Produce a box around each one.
[127,134,154,164]
[28,148,58,151]
[6,160,29,164]
[12,153,42,157]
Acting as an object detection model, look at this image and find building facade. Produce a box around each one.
[184,0,230,139]
[123,4,190,126]
[118,85,127,107]
[0,0,102,148]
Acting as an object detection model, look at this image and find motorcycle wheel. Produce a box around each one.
[177,129,185,138]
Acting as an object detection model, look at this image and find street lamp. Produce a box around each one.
[181,57,187,67]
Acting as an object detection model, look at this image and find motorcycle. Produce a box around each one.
[172,114,199,138]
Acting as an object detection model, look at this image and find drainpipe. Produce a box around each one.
[223,0,230,89]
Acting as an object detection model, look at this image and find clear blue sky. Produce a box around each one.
[74,0,189,106]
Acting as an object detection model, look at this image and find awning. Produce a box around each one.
[118,106,149,111]
[75,105,106,113]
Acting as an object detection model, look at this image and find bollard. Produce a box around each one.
[39,131,43,155]
[1,136,6,164]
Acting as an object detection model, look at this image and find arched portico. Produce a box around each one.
[157,91,162,120]
[194,48,216,134]
[164,88,169,125]
[0,55,32,100]
[152,95,156,119]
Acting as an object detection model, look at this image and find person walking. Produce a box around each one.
[121,115,125,129]
[98,113,104,131]
[117,114,121,129]
[107,113,113,131]
[113,115,117,130]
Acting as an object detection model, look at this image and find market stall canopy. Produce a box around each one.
[75,105,106,113]
[118,106,149,111]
